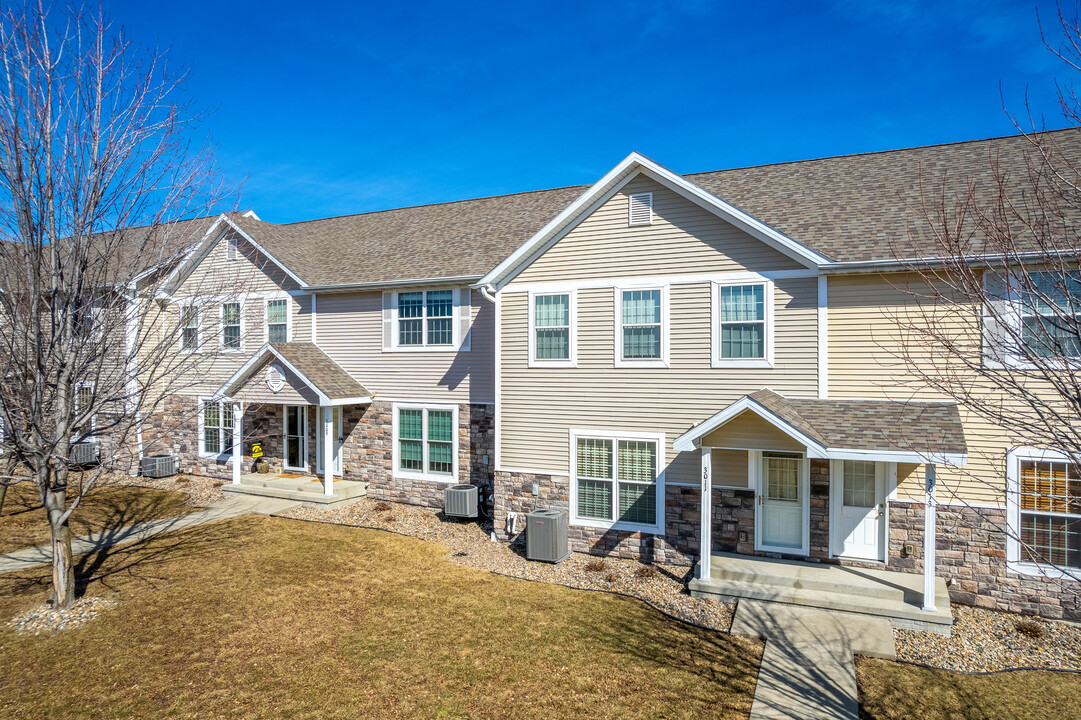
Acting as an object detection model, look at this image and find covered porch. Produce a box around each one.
[216,342,373,500]
[673,389,968,622]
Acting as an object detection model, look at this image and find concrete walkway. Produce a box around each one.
[0,495,300,575]
[732,600,896,720]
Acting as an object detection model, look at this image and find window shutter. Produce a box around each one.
[982,270,1012,367]
[382,291,394,351]
[628,192,653,226]
[457,288,472,351]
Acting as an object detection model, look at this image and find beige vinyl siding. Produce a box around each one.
[315,288,494,403]
[701,411,806,452]
[164,235,312,396]
[513,175,805,284]
[712,448,749,488]
[232,361,320,405]
[499,277,818,483]
[828,273,1009,506]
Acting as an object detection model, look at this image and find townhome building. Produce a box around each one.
[138,131,1081,623]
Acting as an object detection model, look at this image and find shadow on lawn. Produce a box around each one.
[0,503,245,601]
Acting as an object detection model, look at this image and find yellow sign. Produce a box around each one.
[251,442,264,458]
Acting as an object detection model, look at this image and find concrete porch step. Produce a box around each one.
[222,475,367,506]
[690,553,953,632]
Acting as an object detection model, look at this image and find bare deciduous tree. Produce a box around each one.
[0,1,240,608]
[886,5,1081,578]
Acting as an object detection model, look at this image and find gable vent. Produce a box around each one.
[225,237,238,260]
[628,192,653,226]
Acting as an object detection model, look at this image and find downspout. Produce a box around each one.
[125,282,144,473]
[478,283,497,303]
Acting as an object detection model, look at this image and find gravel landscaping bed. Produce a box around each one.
[895,605,1081,672]
[109,473,226,508]
[8,596,118,635]
[280,497,735,633]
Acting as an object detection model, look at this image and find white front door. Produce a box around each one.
[831,460,886,561]
[316,406,343,475]
[284,405,307,471]
[757,452,808,554]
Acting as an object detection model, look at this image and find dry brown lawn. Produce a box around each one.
[0,481,195,555]
[857,657,1081,720]
[0,515,762,719]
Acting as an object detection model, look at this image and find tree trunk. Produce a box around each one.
[46,490,76,609]
[0,483,7,519]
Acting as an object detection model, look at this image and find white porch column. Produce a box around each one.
[231,402,242,486]
[323,405,334,496]
[699,447,712,580]
[922,463,937,612]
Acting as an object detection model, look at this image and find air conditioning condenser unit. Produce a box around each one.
[444,484,478,518]
[526,508,570,563]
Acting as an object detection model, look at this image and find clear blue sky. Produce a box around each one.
[105,0,1071,224]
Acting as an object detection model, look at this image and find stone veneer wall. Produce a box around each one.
[493,460,1081,620]
[143,396,495,508]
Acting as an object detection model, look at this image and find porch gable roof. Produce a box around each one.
[673,389,967,465]
[217,342,372,406]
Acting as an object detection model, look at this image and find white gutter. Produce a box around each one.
[305,275,483,293]
[819,248,1081,274]
[477,283,497,303]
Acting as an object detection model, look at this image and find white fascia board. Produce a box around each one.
[327,395,373,406]
[822,448,968,466]
[479,151,832,290]
[306,275,483,292]
[222,216,309,288]
[216,343,334,406]
[155,214,231,298]
[672,395,827,456]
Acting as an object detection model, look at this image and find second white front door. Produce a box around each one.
[316,406,343,475]
[757,452,808,554]
[831,460,886,561]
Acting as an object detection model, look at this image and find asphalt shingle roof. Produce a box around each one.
[748,389,968,456]
[270,342,370,400]
[232,129,1081,285]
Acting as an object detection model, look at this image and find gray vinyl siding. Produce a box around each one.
[232,360,320,405]
[512,174,805,284]
[315,288,494,403]
[499,278,819,483]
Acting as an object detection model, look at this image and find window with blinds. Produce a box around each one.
[533,293,570,361]
[1020,271,1081,358]
[395,405,456,479]
[267,299,289,343]
[1019,459,1081,568]
[575,435,659,527]
[397,290,454,346]
[201,399,234,456]
[621,289,662,360]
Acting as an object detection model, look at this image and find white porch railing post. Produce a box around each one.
[922,463,937,612]
[699,447,712,580]
[231,402,242,486]
[323,405,334,496]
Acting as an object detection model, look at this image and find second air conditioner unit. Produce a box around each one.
[444,484,478,518]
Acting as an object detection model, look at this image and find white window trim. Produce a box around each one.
[569,428,666,534]
[390,290,460,352]
[198,396,234,460]
[528,289,577,368]
[628,191,653,226]
[177,300,201,355]
[613,285,670,368]
[711,277,775,368]
[1005,447,1081,580]
[263,294,292,344]
[392,402,460,483]
[218,299,245,353]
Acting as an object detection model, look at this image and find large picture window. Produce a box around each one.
[398,290,454,347]
[393,404,458,481]
[573,431,662,531]
[200,399,234,456]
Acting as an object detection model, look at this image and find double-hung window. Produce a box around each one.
[73,383,94,438]
[713,280,773,367]
[529,292,575,366]
[1020,271,1081,359]
[221,302,242,351]
[200,399,234,456]
[1010,452,1081,572]
[394,404,457,480]
[617,287,667,366]
[267,299,289,343]
[179,305,199,353]
[398,290,454,347]
[572,431,663,531]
